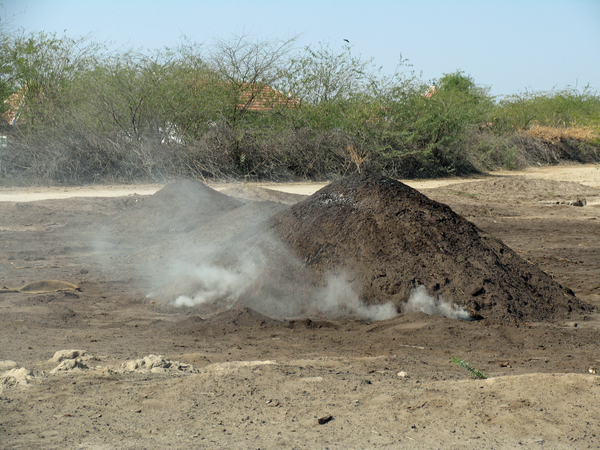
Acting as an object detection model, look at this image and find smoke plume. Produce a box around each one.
[171,258,259,307]
[403,285,473,321]
[95,181,471,323]
[313,275,397,321]
[160,248,398,322]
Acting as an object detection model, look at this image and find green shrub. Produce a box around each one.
[494,87,600,132]
[1,27,599,185]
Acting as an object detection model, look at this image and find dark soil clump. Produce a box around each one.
[270,173,589,322]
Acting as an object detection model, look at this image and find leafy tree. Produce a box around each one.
[154,42,226,140]
[208,34,298,127]
[0,28,102,129]
[0,16,16,117]
[281,41,382,106]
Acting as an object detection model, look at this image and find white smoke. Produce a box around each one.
[314,275,397,321]
[155,238,398,321]
[171,259,258,307]
[155,243,264,309]
[110,183,468,323]
[403,285,473,321]
[141,242,471,323]
[165,260,397,322]
[157,257,471,323]
[91,182,401,321]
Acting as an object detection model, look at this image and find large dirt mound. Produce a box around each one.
[270,173,588,322]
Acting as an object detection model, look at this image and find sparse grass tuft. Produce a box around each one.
[451,356,488,379]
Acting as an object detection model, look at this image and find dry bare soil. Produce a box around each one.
[1,165,600,449]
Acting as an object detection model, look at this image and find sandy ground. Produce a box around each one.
[1,164,600,449]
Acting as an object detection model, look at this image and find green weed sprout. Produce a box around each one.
[451,356,488,379]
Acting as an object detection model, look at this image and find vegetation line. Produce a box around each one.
[1,25,599,185]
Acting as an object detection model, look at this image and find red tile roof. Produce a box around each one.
[3,90,25,125]
[237,84,298,111]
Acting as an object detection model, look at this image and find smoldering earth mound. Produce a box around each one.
[270,173,588,322]
[101,176,589,323]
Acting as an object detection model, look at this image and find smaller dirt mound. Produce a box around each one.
[48,349,97,374]
[106,180,244,234]
[170,307,282,335]
[428,178,599,204]
[220,186,307,205]
[121,354,198,374]
[271,173,588,323]
[49,349,90,363]
[1,367,34,388]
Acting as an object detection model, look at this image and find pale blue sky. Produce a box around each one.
[3,0,600,97]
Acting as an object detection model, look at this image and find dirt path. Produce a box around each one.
[1,164,597,202]
[1,164,599,449]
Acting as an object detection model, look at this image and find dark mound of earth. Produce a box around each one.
[270,173,589,322]
[106,179,243,234]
